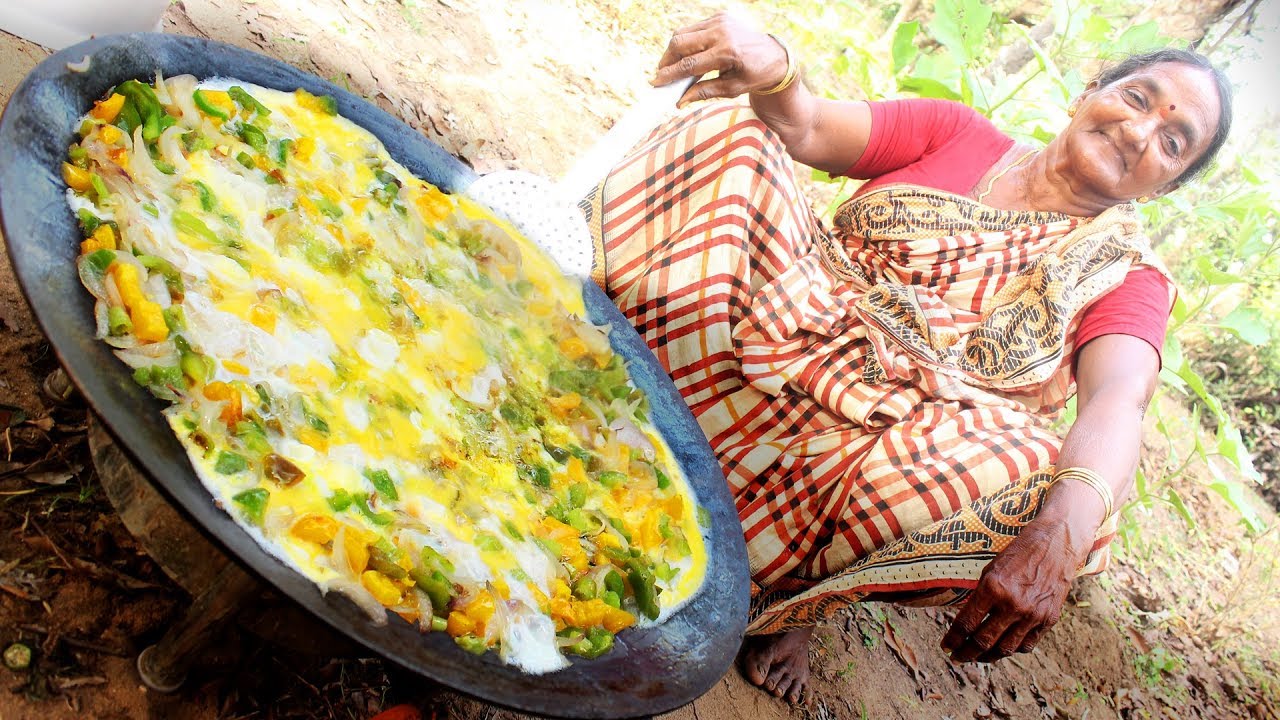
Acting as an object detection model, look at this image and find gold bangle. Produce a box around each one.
[753,34,799,96]
[1052,467,1114,519]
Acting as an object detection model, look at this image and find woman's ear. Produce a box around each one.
[1070,80,1101,113]
[1149,181,1182,200]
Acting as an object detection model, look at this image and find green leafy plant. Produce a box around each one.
[1134,646,1184,687]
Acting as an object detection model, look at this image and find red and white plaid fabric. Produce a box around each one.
[584,101,1170,634]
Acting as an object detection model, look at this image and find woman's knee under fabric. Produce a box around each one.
[599,101,820,324]
[738,401,1062,587]
[594,101,824,408]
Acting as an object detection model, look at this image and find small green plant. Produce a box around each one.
[1070,681,1089,703]
[1133,646,1184,687]
[857,604,888,649]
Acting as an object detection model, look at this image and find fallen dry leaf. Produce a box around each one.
[24,465,81,486]
[1126,626,1153,655]
[54,676,108,690]
[883,617,935,699]
[0,404,27,428]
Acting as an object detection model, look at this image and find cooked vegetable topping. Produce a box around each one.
[65,75,706,674]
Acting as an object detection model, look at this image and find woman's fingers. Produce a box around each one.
[676,76,749,108]
[1018,624,1049,653]
[950,609,1018,663]
[657,28,719,73]
[654,12,786,100]
[941,591,991,654]
[975,618,1040,663]
[654,48,727,87]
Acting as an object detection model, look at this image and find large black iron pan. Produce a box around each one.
[0,32,750,718]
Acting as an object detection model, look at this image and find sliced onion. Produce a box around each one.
[554,631,585,649]
[77,257,108,301]
[414,590,435,628]
[145,272,172,308]
[102,271,123,308]
[330,526,351,576]
[325,578,389,625]
[152,69,171,105]
[157,125,190,175]
[570,320,612,358]
[164,74,199,122]
[114,342,179,369]
[610,415,655,461]
[104,331,140,350]
[93,301,110,340]
[577,393,609,429]
[129,126,173,193]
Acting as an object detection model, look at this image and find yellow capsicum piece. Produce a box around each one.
[62,163,93,193]
[90,93,126,122]
[290,514,339,545]
[80,224,117,255]
[361,570,404,607]
[107,262,168,343]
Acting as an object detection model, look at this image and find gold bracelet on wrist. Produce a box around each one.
[753,34,799,96]
[1052,466,1115,519]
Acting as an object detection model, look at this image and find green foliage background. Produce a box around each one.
[747,0,1279,540]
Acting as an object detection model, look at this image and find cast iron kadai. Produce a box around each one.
[0,32,750,719]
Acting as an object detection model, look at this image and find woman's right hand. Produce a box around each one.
[652,12,791,108]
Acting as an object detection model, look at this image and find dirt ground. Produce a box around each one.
[1,1,1278,719]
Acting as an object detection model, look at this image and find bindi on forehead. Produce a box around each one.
[1135,68,1218,151]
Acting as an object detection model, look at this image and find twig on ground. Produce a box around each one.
[18,624,130,657]
[26,519,161,592]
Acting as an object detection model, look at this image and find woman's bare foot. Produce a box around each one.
[741,627,814,704]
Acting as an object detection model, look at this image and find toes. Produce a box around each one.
[743,644,774,686]
[775,674,795,701]
[787,679,804,705]
[766,667,785,695]
[790,669,809,704]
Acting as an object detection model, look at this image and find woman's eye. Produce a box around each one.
[1165,135,1181,157]
[1124,88,1145,107]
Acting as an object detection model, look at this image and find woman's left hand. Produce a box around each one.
[940,517,1085,662]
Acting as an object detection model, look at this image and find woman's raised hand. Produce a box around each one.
[652,12,790,108]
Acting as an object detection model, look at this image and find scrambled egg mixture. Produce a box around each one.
[64,76,707,673]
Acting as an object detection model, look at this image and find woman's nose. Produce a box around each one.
[1119,112,1159,152]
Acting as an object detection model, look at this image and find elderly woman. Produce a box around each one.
[582,13,1233,703]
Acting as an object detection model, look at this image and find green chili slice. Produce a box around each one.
[363,467,398,501]
[193,89,230,120]
[238,124,267,153]
[232,487,269,524]
[215,451,249,475]
[107,306,132,335]
[228,86,271,117]
[326,489,354,512]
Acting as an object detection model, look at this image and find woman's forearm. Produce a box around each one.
[1036,334,1160,560]
[1037,393,1144,557]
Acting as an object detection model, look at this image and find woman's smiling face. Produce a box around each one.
[1062,62,1222,204]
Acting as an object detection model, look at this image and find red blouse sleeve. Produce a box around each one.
[842,98,1014,196]
[1075,267,1172,366]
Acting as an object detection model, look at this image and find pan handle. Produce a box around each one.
[555,76,696,205]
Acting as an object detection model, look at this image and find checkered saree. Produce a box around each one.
[583,101,1172,635]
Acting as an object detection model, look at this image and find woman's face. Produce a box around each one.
[1061,62,1221,203]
